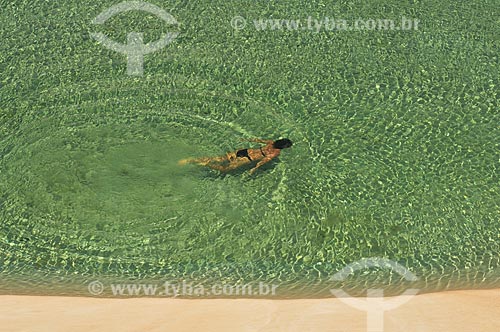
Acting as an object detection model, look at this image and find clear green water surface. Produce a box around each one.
[0,0,499,297]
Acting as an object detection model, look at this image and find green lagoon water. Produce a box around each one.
[0,1,499,297]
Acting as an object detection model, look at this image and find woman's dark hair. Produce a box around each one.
[273,138,293,149]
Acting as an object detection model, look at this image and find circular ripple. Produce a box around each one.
[0,80,314,293]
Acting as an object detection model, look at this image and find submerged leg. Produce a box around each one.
[206,159,249,172]
[178,157,212,166]
[179,151,253,172]
[178,152,236,167]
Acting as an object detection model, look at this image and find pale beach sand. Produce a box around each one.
[0,289,499,332]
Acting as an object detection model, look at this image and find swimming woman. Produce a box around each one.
[178,138,293,174]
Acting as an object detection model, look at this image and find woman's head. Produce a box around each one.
[273,138,293,149]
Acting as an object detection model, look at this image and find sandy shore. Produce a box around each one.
[1,289,499,332]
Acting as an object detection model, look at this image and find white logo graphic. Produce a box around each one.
[90,1,179,76]
[330,257,419,332]
[88,280,105,295]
